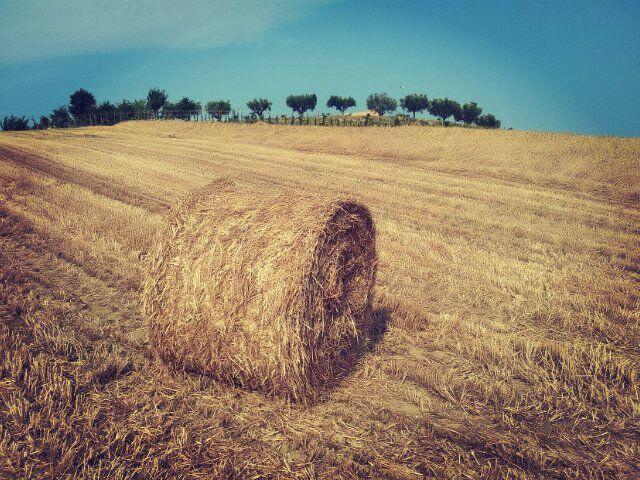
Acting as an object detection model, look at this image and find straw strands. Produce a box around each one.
[141,180,377,402]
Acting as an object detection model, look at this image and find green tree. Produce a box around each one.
[163,101,179,114]
[428,98,459,125]
[326,95,356,114]
[116,100,135,118]
[95,101,117,124]
[98,102,115,114]
[116,99,147,120]
[206,100,232,120]
[399,94,429,118]
[286,94,317,123]
[161,99,199,119]
[366,93,397,116]
[462,101,482,125]
[147,88,168,117]
[477,114,501,129]
[131,99,147,117]
[69,88,96,121]
[50,106,71,128]
[246,98,272,119]
[176,97,200,119]
[1,115,30,131]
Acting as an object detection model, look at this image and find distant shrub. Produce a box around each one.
[394,113,410,126]
[1,115,30,131]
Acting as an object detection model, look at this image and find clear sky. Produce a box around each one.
[1,0,639,136]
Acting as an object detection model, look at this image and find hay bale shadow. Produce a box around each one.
[169,304,392,405]
[307,304,391,403]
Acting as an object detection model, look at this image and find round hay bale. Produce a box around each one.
[142,180,377,402]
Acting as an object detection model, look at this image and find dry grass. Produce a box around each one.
[143,179,377,402]
[0,121,638,478]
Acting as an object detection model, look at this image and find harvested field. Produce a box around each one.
[0,121,639,478]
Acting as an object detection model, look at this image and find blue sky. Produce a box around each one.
[1,0,638,136]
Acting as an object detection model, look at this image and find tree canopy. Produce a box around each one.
[206,100,232,120]
[477,114,501,128]
[93,101,116,124]
[96,101,116,116]
[366,93,397,116]
[326,95,356,114]
[50,106,71,128]
[5,85,503,130]
[69,88,96,118]
[176,97,200,114]
[451,101,463,123]
[246,98,272,119]
[399,94,429,117]
[117,99,147,119]
[162,97,200,119]
[462,102,482,125]
[428,98,460,125]
[147,88,168,115]
[286,94,317,122]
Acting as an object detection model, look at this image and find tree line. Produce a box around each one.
[1,88,501,131]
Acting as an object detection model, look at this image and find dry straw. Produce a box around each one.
[142,179,377,402]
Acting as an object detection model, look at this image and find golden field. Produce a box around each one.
[0,121,639,479]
